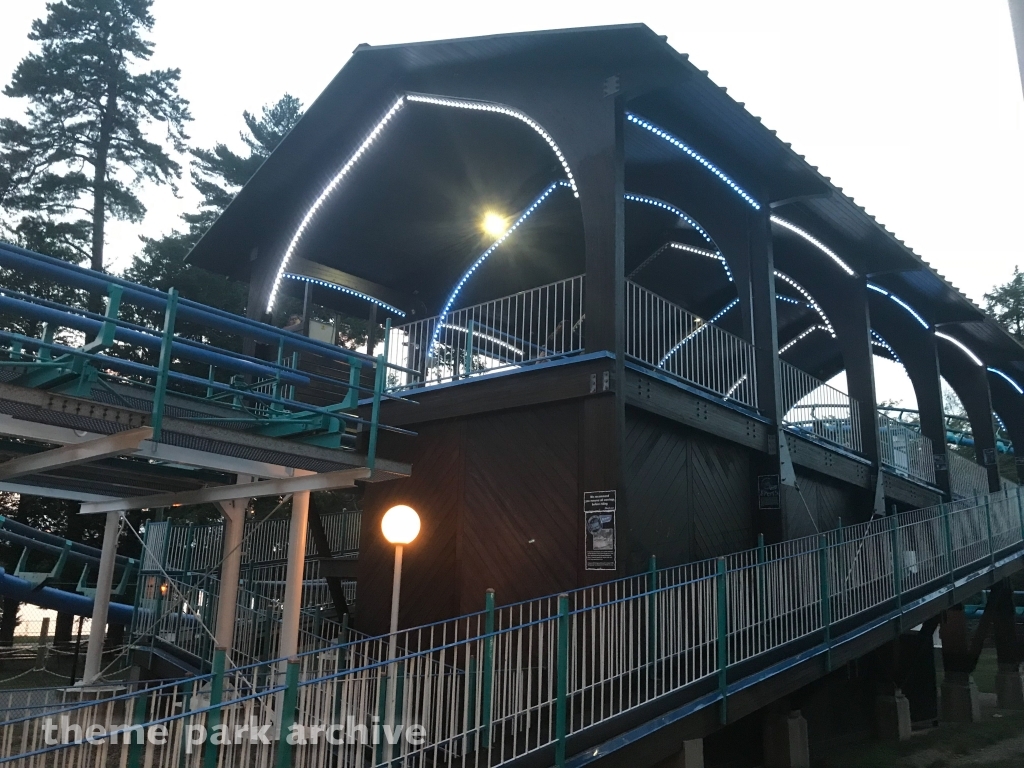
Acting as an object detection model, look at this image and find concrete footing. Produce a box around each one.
[671,739,703,768]
[875,689,912,741]
[763,710,809,768]
[995,662,1024,710]
[940,672,981,723]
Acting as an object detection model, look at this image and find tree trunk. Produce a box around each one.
[88,77,117,313]
[0,597,19,647]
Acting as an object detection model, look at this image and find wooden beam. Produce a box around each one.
[79,467,371,514]
[290,258,408,312]
[0,427,153,481]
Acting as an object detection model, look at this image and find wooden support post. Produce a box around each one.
[81,510,120,684]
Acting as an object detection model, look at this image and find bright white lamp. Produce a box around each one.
[382,504,420,737]
[381,505,420,545]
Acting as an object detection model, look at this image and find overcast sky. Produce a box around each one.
[2,0,1023,407]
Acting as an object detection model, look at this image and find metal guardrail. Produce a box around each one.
[780,360,862,453]
[0,241,414,463]
[878,412,935,485]
[949,450,992,499]
[625,281,758,409]
[6,487,1021,768]
[140,511,361,574]
[386,275,585,391]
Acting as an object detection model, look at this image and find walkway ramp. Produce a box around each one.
[0,488,1020,768]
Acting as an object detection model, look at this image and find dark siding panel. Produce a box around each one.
[691,437,753,560]
[790,470,861,538]
[358,421,464,634]
[461,402,580,612]
[624,408,754,568]
[623,410,692,573]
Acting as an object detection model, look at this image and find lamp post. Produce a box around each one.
[381,505,420,750]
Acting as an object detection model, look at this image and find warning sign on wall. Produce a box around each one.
[584,490,616,571]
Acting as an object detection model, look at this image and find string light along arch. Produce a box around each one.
[267,93,581,312]
[625,113,761,210]
[430,180,574,352]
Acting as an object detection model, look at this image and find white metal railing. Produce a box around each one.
[625,281,758,409]
[10,487,1021,768]
[142,509,361,574]
[949,450,991,499]
[878,412,935,485]
[386,275,584,390]
[780,360,862,452]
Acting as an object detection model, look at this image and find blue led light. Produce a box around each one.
[431,180,572,351]
[658,298,739,367]
[770,216,856,276]
[777,295,802,305]
[625,113,762,211]
[779,325,829,354]
[774,270,834,336]
[988,367,1024,395]
[867,283,930,329]
[282,273,405,317]
[870,330,902,364]
[888,295,929,329]
[268,96,407,312]
[625,193,718,247]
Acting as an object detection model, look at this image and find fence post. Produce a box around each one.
[482,588,495,745]
[889,515,902,613]
[716,557,728,725]
[202,648,226,768]
[126,687,149,768]
[464,318,475,377]
[35,616,49,669]
[818,535,832,671]
[757,533,766,623]
[367,318,391,472]
[1017,487,1024,544]
[151,287,179,443]
[943,502,955,586]
[275,659,300,768]
[983,494,994,565]
[555,593,569,768]
[647,554,657,675]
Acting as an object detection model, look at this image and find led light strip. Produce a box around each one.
[779,325,829,354]
[431,180,572,350]
[988,367,1024,395]
[725,374,749,399]
[407,94,578,197]
[283,273,406,317]
[269,92,580,312]
[625,113,761,210]
[935,332,983,366]
[774,270,834,336]
[629,240,733,282]
[870,330,902,364]
[658,298,740,367]
[770,216,856,276]
[995,411,1008,433]
[268,96,407,312]
[625,194,716,246]
[866,283,930,329]
[439,323,523,355]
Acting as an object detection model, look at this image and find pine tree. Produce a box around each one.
[984,266,1024,344]
[123,94,303,318]
[2,0,190,281]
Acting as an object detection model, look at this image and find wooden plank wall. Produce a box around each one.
[787,470,866,539]
[358,401,580,634]
[622,407,754,573]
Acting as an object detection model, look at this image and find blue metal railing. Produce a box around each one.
[0,241,417,461]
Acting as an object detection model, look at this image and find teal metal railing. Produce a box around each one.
[2,486,1022,768]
